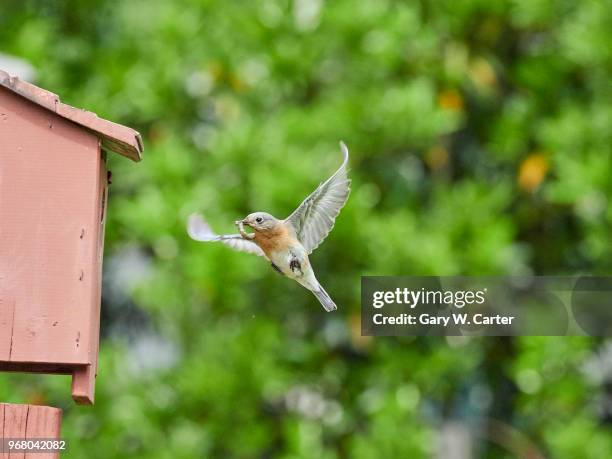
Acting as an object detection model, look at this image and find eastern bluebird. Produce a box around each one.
[188,142,351,312]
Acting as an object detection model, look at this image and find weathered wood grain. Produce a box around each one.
[0,403,62,459]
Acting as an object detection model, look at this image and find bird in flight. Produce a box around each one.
[187,142,351,312]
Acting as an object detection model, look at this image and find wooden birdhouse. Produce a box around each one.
[0,70,142,405]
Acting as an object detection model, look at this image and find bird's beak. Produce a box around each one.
[236,219,255,240]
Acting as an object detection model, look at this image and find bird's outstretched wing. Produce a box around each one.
[187,213,266,257]
[285,141,351,254]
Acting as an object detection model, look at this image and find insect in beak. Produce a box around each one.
[236,219,255,240]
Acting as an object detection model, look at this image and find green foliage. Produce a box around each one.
[1,0,611,457]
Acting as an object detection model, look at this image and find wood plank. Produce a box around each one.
[71,365,95,405]
[1,403,28,459]
[0,297,14,361]
[24,405,62,459]
[0,403,62,459]
[0,72,143,161]
[0,404,3,459]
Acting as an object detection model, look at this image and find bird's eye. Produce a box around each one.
[256,217,263,223]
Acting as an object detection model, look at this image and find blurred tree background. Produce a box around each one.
[1,0,611,457]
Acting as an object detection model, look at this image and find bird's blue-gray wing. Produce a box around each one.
[285,141,351,254]
[187,213,265,257]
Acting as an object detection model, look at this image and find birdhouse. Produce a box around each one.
[0,70,142,404]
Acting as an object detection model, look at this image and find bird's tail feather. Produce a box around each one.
[312,285,337,312]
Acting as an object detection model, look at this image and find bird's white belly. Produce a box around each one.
[269,245,317,287]
[270,248,299,277]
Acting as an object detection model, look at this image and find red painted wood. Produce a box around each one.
[1,403,27,459]
[0,298,14,362]
[0,88,104,403]
[0,87,100,365]
[0,403,62,459]
[0,70,142,161]
[0,71,140,405]
[71,365,96,405]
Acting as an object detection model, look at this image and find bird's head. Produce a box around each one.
[238,212,279,233]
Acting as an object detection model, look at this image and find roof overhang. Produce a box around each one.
[0,69,143,161]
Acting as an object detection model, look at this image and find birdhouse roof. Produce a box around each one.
[0,69,143,161]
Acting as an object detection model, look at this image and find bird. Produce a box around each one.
[187,142,351,312]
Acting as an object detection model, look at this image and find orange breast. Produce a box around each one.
[254,224,296,257]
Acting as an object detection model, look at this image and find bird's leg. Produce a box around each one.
[290,258,301,274]
[236,220,255,240]
[289,249,303,275]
